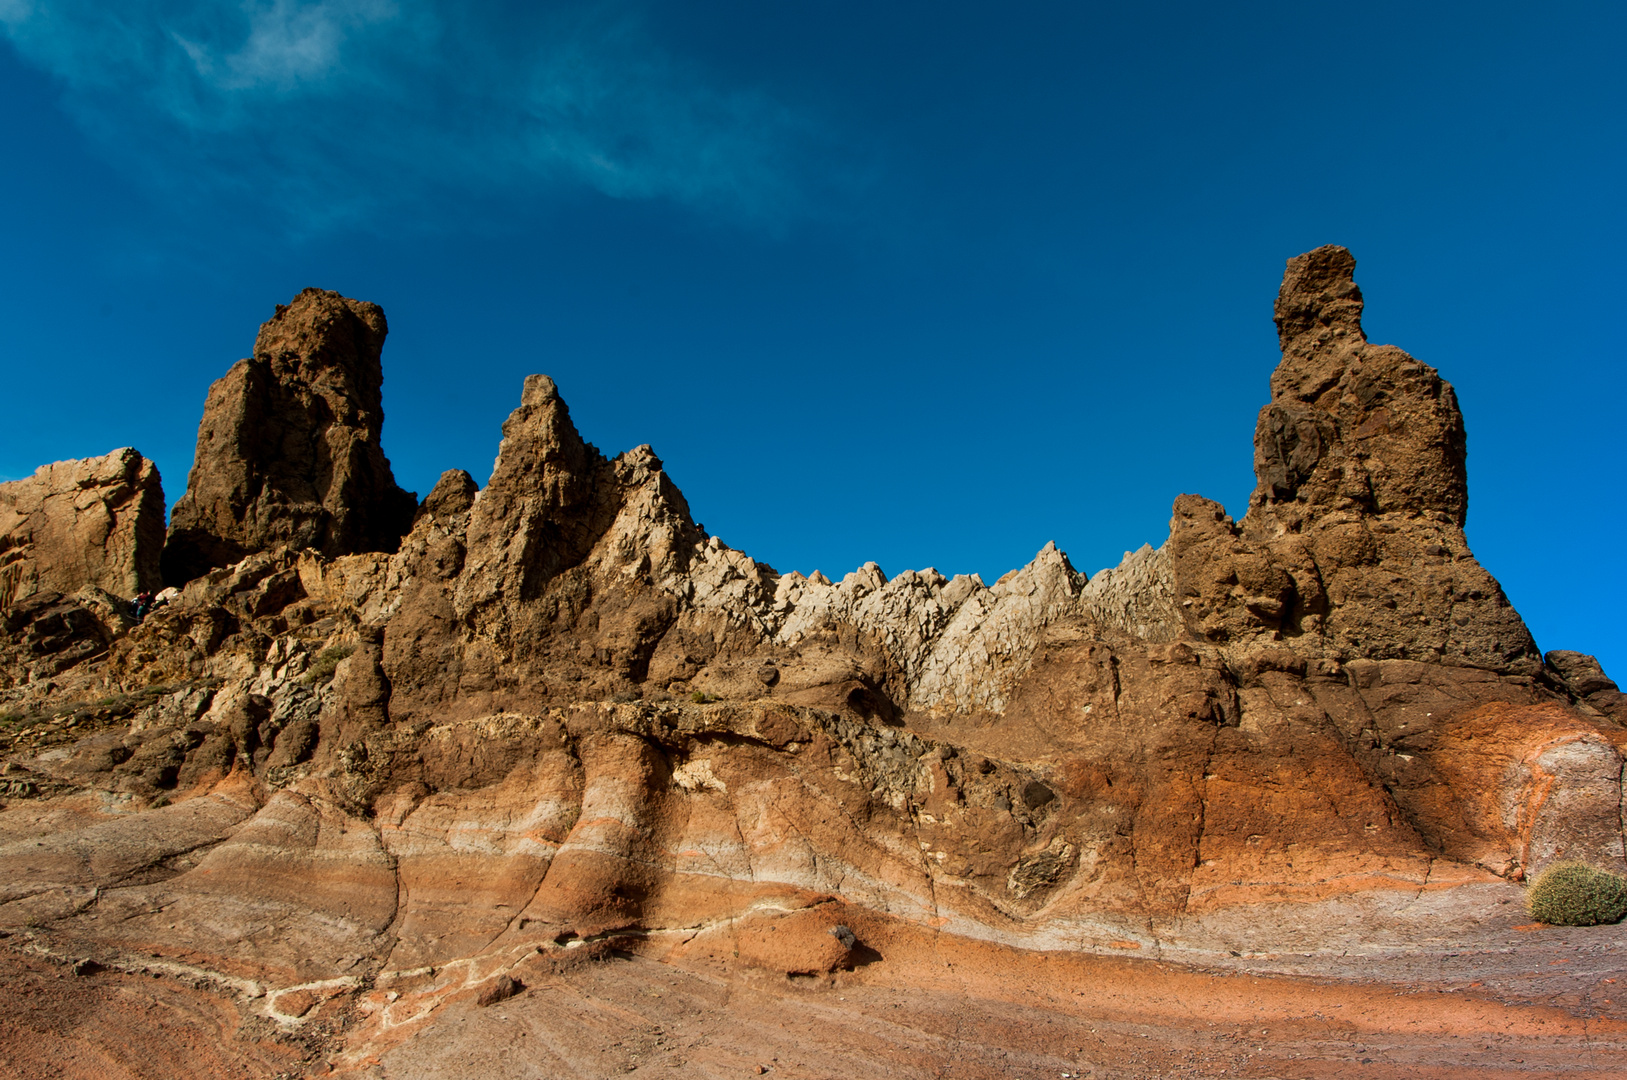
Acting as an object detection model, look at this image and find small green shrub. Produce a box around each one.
[690,690,718,705]
[1526,860,1627,926]
[301,644,357,686]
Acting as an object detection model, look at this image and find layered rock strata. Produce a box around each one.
[0,247,1622,1073]
[162,287,417,585]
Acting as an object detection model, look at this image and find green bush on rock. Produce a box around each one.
[1526,860,1627,926]
[301,644,357,686]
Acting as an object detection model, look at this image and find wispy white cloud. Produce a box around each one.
[1,1,816,228]
[175,0,398,93]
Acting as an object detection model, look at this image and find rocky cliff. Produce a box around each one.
[0,449,166,687]
[161,287,418,585]
[0,448,165,612]
[0,249,1622,1077]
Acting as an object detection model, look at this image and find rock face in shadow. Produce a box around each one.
[162,288,417,585]
[0,448,164,610]
[0,248,1622,1075]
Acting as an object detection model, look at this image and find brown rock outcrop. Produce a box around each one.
[0,448,164,611]
[1546,648,1627,720]
[1,247,1622,1077]
[378,373,704,717]
[1166,245,1540,674]
[162,288,417,585]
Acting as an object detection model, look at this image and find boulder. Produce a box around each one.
[162,288,417,585]
[0,448,164,611]
[1547,649,1626,720]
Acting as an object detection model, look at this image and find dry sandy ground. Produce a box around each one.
[0,945,306,1079]
[1,919,1623,1080]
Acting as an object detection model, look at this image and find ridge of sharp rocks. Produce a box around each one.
[161,287,418,585]
[0,250,1623,1075]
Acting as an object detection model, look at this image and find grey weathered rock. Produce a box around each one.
[1080,543,1180,645]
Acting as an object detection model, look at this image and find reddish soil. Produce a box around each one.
[0,944,305,1079]
[357,930,1627,1079]
[3,915,1623,1079]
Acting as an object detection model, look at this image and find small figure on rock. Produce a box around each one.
[130,590,156,620]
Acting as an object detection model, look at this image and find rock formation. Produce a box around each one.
[161,287,417,585]
[1167,244,1541,674]
[0,448,165,612]
[0,248,1622,1077]
[0,449,164,686]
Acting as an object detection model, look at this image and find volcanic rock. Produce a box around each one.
[1166,246,1540,674]
[1546,648,1626,720]
[475,974,523,1007]
[0,448,164,611]
[378,373,704,716]
[162,287,417,585]
[1,248,1624,1077]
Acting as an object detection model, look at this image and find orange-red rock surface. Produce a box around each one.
[0,246,1622,1077]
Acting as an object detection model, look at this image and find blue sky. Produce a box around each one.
[2,1,1623,679]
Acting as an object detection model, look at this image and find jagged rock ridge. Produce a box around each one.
[0,247,1622,1076]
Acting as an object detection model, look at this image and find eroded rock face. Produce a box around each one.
[447,375,701,703]
[1546,649,1627,721]
[1168,246,1540,674]
[162,288,417,585]
[0,448,164,611]
[0,248,1622,1075]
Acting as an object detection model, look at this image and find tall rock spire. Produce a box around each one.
[1252,245,1467,525]
[1167,245,1537,674]
[162,288,418,584]
[454,374,605,625]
